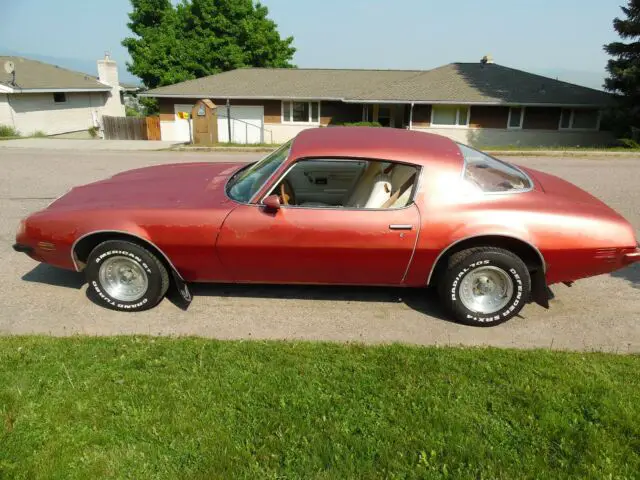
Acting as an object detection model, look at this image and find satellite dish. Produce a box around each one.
[4,61,15,74]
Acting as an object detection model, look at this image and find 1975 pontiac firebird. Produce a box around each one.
[14,127,640,326]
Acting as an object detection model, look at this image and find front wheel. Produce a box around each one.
[85,240,169,311]
[439,247,531,326]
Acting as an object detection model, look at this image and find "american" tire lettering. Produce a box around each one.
[94,250,152,273]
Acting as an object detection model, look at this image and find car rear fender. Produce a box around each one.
[426,231,550,309]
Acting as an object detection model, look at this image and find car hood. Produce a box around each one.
[48,162,246,211]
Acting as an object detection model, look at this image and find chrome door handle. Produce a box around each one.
[389,224,413,230]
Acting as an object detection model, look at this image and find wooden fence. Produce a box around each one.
[102,116,161,141]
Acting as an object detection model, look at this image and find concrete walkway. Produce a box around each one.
[0,138,182,151]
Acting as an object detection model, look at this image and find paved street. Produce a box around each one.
[1,148,638,352]
[0,138,181,150]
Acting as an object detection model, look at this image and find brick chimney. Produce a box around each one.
[97,52,125,117]
[480,55,495,65]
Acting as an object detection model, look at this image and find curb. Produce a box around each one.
[486,150,640,158]
[171,146,277,153]
[172,147,640,157]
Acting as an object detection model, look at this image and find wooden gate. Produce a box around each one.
[145,116,161,140]
[102,116,161,140]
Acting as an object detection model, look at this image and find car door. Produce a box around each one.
[216,156,421,285]
[216,204,420,285]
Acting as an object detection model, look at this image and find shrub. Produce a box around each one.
[616,138,640,149]
[0,124,20,137]
[88,126,99,138]
[125,105,143,117]
[31,130,47,138]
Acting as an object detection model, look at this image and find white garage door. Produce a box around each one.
[217,106,264,144]
[159,104,194,142]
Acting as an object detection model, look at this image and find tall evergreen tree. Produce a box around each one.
[604,0,640,130]
[122,0,295,90]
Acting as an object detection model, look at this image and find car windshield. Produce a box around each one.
[458,143,532,193]
[226,141,292,202]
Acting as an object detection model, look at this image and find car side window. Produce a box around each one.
[265,158,419,209]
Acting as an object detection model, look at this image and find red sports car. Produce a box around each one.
[14,127,640,326]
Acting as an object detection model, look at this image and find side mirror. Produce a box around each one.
[262,194,281,212]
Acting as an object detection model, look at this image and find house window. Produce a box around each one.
[559,108,600,130]
[53,92,67,103]
[508,107,524,129]
[431,105,469,127]
[282,101,320,124]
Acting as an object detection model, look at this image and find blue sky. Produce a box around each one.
[0,0,624,89]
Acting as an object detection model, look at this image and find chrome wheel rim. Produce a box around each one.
[459,266,514,314]
[98,256,148,302]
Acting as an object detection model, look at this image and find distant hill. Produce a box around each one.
[528,68,606,92]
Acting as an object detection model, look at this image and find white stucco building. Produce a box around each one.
[0,54,125,137]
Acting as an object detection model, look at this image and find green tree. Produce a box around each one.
[604,0,640,132]
[122,0,295,90]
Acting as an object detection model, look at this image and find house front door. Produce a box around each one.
[373,104,394,127]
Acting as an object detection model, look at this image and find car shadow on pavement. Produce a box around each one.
[610,264,639,289]
[189,283,454,322]
[21,264,85,289]
[20,264,453,322]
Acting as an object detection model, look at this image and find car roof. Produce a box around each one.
[288,127,464,169]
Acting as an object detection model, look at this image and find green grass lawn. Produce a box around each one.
[0,337,638,479]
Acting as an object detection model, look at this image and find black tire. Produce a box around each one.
[85,240,169,312]
[438,247,531,327]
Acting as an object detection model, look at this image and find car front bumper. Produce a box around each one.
[13,243,34,254]
[623,247,640,265]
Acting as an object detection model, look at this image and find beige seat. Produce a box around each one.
[386,164,417,208]
[300,161,389,208]
[344,162,389,208]
[299,161,413,209]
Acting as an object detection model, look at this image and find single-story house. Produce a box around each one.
[142,58,614,147]
[0,54,125,137]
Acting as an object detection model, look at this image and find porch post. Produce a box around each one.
[409,102,414,130]
[226,98,231,143]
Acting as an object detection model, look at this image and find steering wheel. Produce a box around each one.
[278,179,296,205]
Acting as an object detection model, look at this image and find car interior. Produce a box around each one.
[270,159,419,209]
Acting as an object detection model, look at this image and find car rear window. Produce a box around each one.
[458,143,532,193]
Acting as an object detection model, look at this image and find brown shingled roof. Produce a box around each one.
[0,56,110,91]
[144,68,420,100]
[143,63,612,107]
[348,63,612,105]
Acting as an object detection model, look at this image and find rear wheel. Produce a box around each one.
[85,240,169,311]
[438,247,531,326]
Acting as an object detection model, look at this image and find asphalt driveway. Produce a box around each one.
[1,148,638,352]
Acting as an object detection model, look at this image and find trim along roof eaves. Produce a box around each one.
[341,99,612,107]
[5,87,112,93]
[140,93,611,108]
[138,93,345,100]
